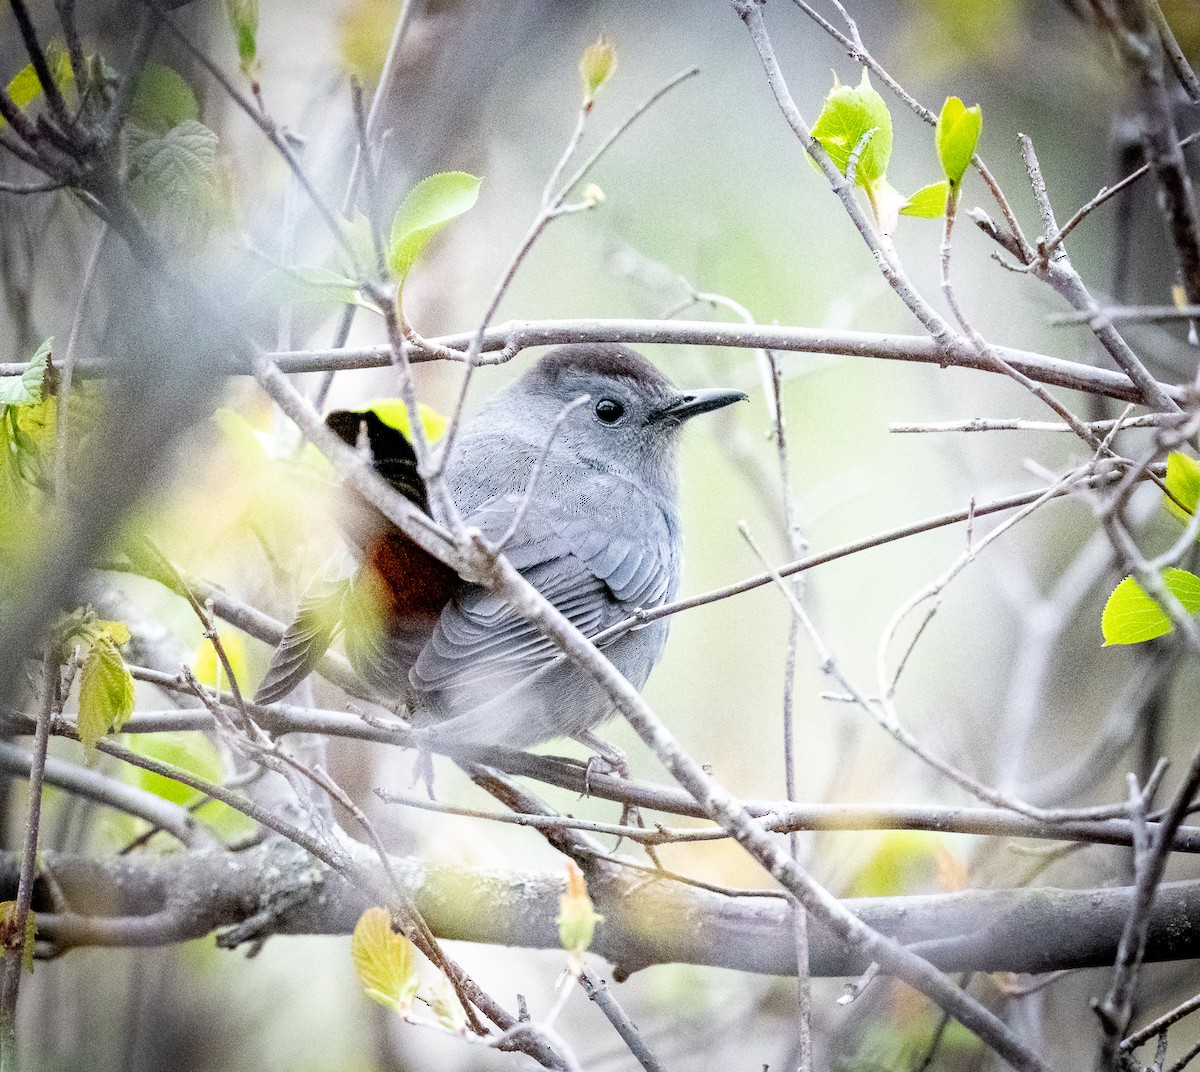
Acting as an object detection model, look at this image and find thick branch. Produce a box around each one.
[21,841,1200,981]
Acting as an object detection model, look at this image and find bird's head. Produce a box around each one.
[502,344,747,493]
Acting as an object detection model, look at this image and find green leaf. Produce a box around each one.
[352,907,419,1014]
[1,45,73,130]
[579,37,616,104]
[126,119,222,247]
[1165,451,1200,524]
[936,96,982,189]
[129,64,200,134]
[0,339,52,407]
[224,0,259,73]
[127,119,219,207]
[77,634,135,751]
[1101,569,1200,646]
[899,181,950,218]
[387,172,482,285]
[811,70,893,188]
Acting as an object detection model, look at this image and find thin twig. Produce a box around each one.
[1018,133,1179,415]
[594,458,1155,644]
[54,224,107,497]
[429,65,700,482]
[0,650,58,1069]
[1043,129,1200,258]
[1149,0,1200,103]
[1123,990,1200,1052]
[889,415,1164,434]
[578,971,667,1072]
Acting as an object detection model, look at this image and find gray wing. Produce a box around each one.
[253,559,352,705]
[409,486,674,735]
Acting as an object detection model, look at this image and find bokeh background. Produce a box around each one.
[3,0,1200,1069]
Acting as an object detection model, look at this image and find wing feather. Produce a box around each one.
[410,483,675,719]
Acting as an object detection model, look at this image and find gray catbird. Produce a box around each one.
[255,343,747,751]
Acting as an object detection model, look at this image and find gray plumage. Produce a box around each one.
[260,343,747,751]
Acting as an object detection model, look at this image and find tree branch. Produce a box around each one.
[20,842,1200,981]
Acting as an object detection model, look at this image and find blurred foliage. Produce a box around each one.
[557,860,602,973]
[126,732,258,842]
[192,630,250,691]
[1162,0,1200,53]
[837,992,984,1072]
[338,0,402,86]
[842,831,966,899]
[900,0,1032,72]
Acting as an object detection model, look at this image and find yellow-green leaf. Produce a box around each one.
[557,861,602,972]
[387,172,482,285]
[6,64,44,112]
[191,630,249,691]
[936,96,982,189]
[352,398,448,444]
[899,181,950,218]
[1165,451,1200,524]
[95,619,131,645]
[844,831,942,899]
[77,635,135,751]
[126,732,258,841]
[352,906,420,1014]
[811,70,893,188]
[1102,569,1200,646]
[224,0,259,73]
[579,36,616,104]
[1,45,73,130]
[129,63,200,135]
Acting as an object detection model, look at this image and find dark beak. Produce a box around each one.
[656,388,749,424]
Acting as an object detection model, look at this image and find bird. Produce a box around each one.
[255,343,747,755]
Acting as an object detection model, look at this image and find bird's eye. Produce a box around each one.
[594,398,625,424]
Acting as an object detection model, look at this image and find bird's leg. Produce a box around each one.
[574,730,628,790]
[573,731,663,867]
[409,744,437,799]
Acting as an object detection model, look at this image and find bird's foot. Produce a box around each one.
[409,745,437,798]
[573,732,662,866]
[575,731,628,794]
